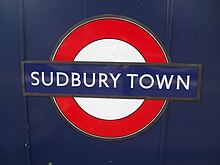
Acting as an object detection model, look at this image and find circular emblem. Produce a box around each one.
[50,15,170,140]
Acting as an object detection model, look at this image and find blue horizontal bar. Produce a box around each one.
[22,62,201,100]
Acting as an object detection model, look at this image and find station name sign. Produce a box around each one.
[22,61,201,100]
[21,15,203,140]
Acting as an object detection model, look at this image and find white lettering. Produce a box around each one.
[109,73,121,88]
[71,72,81,87]
[176,75,190,90]
[83,73,96,87]
[31,71,40,86]
[57,72,69,86]
[139,74,154,89]
[126,74,138,88]
[99,73,109,88]
[42,72,53,86]
[156,74,174,90]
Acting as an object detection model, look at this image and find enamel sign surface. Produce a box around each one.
[22,15,202,140]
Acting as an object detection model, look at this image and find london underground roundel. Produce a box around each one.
[51,15,169,140]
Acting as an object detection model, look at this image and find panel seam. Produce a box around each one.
[158,0,174,165]
[18,0,32,164]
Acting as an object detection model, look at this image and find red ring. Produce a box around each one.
[51,16,168,139]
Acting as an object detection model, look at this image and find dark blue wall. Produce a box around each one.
[0,0,219,165]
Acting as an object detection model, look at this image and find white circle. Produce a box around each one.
[74,39,145,120]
